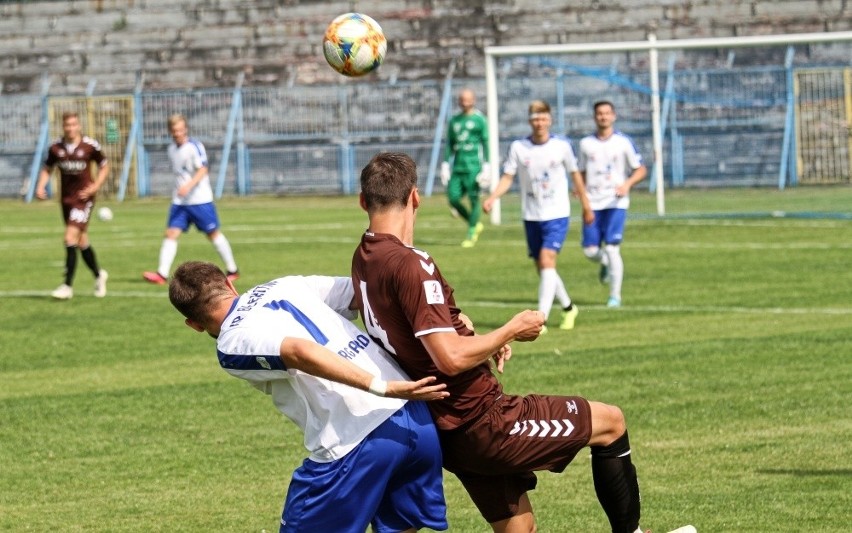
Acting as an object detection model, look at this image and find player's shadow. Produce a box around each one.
[756,468,852,477]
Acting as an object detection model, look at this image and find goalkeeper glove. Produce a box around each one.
[476,163,492,188]
[440,162,450,186]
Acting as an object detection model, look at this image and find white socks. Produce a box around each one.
[158,234,237,278]
[604,244,623,299]
[539,268,571,319]
[157,238,178,278]
[212,233,238,273]
[586,244,624,300]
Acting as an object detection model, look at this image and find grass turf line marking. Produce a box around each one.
[463,299,852,315]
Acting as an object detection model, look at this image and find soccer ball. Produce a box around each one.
[97,207,113,221]
[322,13,386,77]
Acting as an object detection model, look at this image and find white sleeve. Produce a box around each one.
[623,135,644,170]
[194,141,209,170]
[217,320,290,383]
[502,141,519,176]
[577,139,588,171]
[302,276,357,320]
[564,141,579,173]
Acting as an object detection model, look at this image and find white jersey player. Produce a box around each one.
[168,261,448,533]
[577,100,647,308]
[143,114,239,285]
[483,100,590,332]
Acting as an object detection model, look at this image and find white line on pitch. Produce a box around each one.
[4,290,850,316]
[0,290,167,298]
[462,300,852,315]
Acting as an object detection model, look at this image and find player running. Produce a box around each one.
[577,100,647,307]
[440,88,490,248]
[36,111,109,300]
[143,114,239,285]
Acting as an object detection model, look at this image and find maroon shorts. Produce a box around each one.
[61,199,94,230]
[439,393,592,523]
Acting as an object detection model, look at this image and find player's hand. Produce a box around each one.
[177,183,192,197]
[583,208,595,225]
[476,162,491,188]
[439,162,450,186]
[77,185,96,201]
[35,187,48,200]
[511,310,546,341]
[482,197,495,214]
[491,344,513,373]
[385,376,449,401]
[615,183,630,197]
[458,312,474,332]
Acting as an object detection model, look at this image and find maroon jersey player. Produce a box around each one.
[36,111,109,300]
[352,152,654,533]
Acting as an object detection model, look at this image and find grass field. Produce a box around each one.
[1,187,850,532]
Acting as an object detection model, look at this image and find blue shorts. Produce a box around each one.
[167,203,220,234]
[280,401,447,533]
[582,208,627,246]
[524,218,569,260]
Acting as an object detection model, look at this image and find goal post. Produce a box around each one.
[484,30,852,221]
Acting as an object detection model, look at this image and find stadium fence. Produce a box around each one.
[2,32,850,203]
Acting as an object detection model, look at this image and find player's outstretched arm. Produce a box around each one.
[280,337,448,400]
[420,309,545,376]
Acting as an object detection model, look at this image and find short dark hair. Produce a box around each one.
[593,100,615,113]
[359,152,418,212]
[168,261,231,323]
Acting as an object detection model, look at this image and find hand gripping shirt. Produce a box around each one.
[216,275,409,462]
[352,231,502,431]
[501,135,578,221]
[168,137,214,206]
[578,131,644,210]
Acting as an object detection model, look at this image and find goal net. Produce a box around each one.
[483,31,852,219]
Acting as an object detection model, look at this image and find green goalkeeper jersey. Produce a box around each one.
[445,109,489,175]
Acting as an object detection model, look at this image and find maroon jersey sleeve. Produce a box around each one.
[43,143,60,169]
[86,137,108,168]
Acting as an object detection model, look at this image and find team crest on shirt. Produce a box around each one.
[565,400,578,414]
[423,280,444,304]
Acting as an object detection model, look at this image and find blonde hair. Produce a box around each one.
[528,100,551,116]
[167,113,187,130]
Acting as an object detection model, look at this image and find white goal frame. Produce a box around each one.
[484,30,852,221]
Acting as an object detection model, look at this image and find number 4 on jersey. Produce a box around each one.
[358,281,396,354]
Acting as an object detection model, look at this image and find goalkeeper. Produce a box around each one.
[440,88,490,248]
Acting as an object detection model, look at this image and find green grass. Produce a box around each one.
[1,187,850,532]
